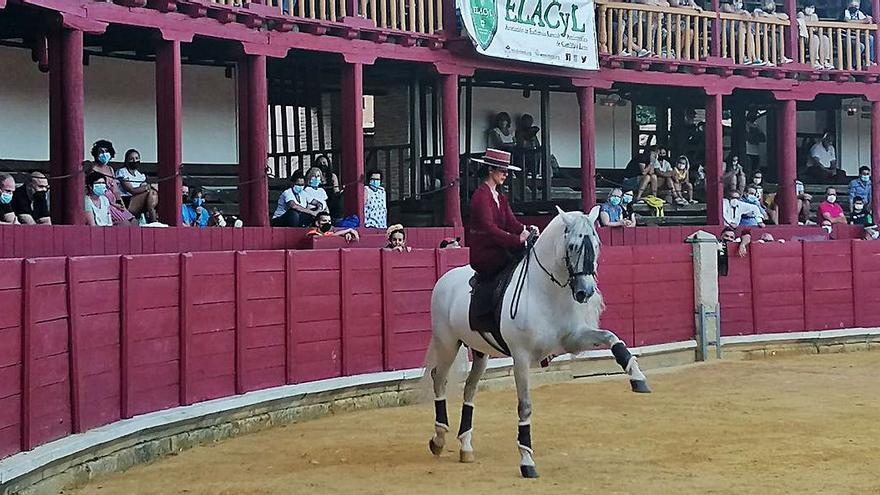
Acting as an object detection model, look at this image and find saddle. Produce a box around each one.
[468,261,520,356]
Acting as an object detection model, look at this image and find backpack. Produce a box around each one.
[642,195,665,217]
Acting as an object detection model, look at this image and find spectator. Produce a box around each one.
[720,226,752,257]
[633,147,660,201]
[671,155,696,205]
[89,141,136,226]
[84,171,112,227]
[116,149,159,223]
[0,174,18,224]
[849,166,872,211]
[599,188,633,227]
[12,171,51,225]
[208,208,228,227]
[303,166,329,214]
[182,188,209,228]
[740,185,768,227]
[862,223,879,240]
[314,155,342,220]
[271,172,316,227]
[753,0,793,65]
[796,180,814,224]
[364,169,387,229]
[515,113,541,177]
[654,147,674,198]
[385,224,412,252]
[851,196,873,225]
[723,190,762,228]
[842,0,874,65]
[723,154,746,195]
[807,132,840,181]
[487,112,515,151]
[818,187,848,227]
[745,114,766,173]
[622,189,638,225]
[798,0,833,69]
[307,211,359,242]
[440,237,462,248]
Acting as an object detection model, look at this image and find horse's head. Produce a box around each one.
[550,205,601,304]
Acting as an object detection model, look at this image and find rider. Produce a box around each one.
[469,149,539,285]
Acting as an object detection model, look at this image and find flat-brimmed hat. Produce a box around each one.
[471,148,522,172]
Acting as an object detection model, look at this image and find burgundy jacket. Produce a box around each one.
[469,182,525,275]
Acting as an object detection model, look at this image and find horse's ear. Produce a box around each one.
[556,205,573,227]
[587,205,601,225]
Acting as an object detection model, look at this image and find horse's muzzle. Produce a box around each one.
[573,285,595,304]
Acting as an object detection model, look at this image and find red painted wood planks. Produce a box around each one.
[0,259,23,458]
[803,241,854,331]
[750,242,805,333]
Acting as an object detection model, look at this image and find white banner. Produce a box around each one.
[458,0,599,70]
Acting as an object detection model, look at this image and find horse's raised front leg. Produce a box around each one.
[458,350,488,463]
[428,340,460,456]
[563,328,651,394]
[512,354,538,478]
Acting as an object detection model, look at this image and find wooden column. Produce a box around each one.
[341,62,365,220]
[784,0,797,60]
[238,55,269,226]
[710,0,721,58]
[48,29,85,225]
[442,0,457,35]
[874,0,880,66]
[871,101,880,223]
[577,86,596,210]
[155,39,183,226]
[705,92,724,225]
[440,74,462,227]
[777,99,798,224]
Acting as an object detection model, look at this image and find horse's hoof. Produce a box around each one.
[520,465,539,478]
[459,450,475,463]
[429,439,443,456]
[630,380,652,393]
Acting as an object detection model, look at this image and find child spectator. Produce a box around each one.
[848,166,872,212]
[84,171,112,227]
[671,155,696,205]
[364,169,387,228]
[182,188,209,228]
[851,196,873,225]
[307,211,359,242]
[385,224,412,252]
[0,174,18,224]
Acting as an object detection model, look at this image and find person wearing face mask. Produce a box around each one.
[0,174,19,224]
[739,186,768,227]
[271,172,314,227]
[364,169,387,229]
[621,190,638,225]
[116,149,159,224]
[723,190,762,228]
[11,171,51,225]
[797,1,833,69]
[302,166,329,215]
[723,154,747,195]
[671,155,696,205]
[842,0,874,66]
[181,188,210,228]
[307,211,359,242]
[818,187,848,227]
[88,140,137,226]
[753,0,793,65]
[848,166,872,212]
[850,196,873,225]
[599,188,632,227]
[84,172,112,227]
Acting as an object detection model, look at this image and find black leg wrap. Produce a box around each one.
[458,403,474,437]
[611,342,632,370]
[434,399,448,427]
[517,424,532,450]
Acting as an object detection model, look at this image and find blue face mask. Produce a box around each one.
[92,184,107,196]
[609,196,621,206]
[0,192,12,204]
[193,198,205,207]
[293,185,304,194]
[309,178,321,188]
[369,179,381,190]
[622,194,633,204]
[861,174,871,183]
[97,152,111,165]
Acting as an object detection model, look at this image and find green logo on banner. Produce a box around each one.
[469,0,498,50]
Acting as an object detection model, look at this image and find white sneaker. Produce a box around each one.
[781,56,793,64]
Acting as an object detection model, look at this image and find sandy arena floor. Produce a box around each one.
[69,351,879,495]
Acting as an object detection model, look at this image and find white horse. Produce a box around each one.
[425,206,650,478]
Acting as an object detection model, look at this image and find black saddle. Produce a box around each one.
[468,262,520,356]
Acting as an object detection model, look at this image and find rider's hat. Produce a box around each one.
[471,148,522,172]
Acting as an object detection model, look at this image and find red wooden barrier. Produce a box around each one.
[288,250,343,383]
[718,249,755,336]
[598,247,636,345]
[630,244,695,346]
[853,240,880,327]
[750,242,805,333]
[803,241,855,331]
[0,259,23,458]
[341,250,384,376]
[382,249,435,370]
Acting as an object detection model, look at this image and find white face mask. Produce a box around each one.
[730,198,740,207]
[855,203,864,211]
[805,6,815,14]
[677,163,687,170]
[827,195,837,203]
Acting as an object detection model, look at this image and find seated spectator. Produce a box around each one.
[723,190,762,228]
[851,196,873,225]
[720,226,752,257]
[671,155,695,205]
[806,133,843,181]
[599,188,633,227]
[849,166,872,211]
[862,223,879,240]
[303,166,329,214]
[116,149,159,223]
[385,224,412,252]
[634,147,661,202]
[622,151,653,201]
[12,171,51,225]
[364,169,387,229]
[818,187,847,228]
[723,155,746,195]
[315,155,343,220]
[798,1,833,69]
[440,237,462,248]
[208,207,228,227]
[842,0,874,65]
[307,211,359,242]
[84,171,112,227]
[622,189,638,225]
[182,188,209,228]
[752,0,793,65]
[272,172,316,228]
[0,173,18,224]
[796,180,814,224]
[89,140,137,226]
[740,185,768,227]
[654,147,675,198]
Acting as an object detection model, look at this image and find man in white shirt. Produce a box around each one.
[271,174,316,227]
[807,133,839,181]
[723,191,763,228]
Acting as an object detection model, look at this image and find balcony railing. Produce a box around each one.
[798,19,877,71]
[260,0,441,34]
[597,2,715,60]
[719,13,789,65]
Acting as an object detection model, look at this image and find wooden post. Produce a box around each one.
[873,0,880,65]
[48,29,85,225]
[705,92,724,225]
[777,99,798,224]
[784,0,797,60]
[871,100,880,224]
[155,39,183,226]
[578,86,596,211]
[440,74,462,227]
[710,0,721,58]
[341,62,365,220]
[238,55,269,226]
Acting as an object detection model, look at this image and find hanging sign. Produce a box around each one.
[458,0,599,70]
